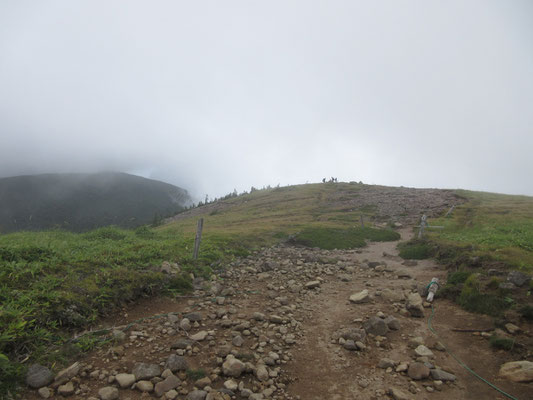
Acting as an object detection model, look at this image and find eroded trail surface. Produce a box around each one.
[28,230,533,400]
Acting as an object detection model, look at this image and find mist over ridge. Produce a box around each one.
[1,1,532,197]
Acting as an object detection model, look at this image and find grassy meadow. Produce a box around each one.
[1,182,395,395]
[401,190,533,319]
[1,182,532,395]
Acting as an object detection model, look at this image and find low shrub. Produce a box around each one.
[447,270,472,285]
[397,240,433,260]
[519,305,533,321]
[489,335,515,351]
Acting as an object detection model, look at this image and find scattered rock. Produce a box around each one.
[187,389,208,400]
[384,315,400,330]
[115,373,136,388]
[414,345,434,358]
[136,380,154,392]
[255,364,269,382]
[154,374,181,397]
[190,331,208,341]
[507,271,531,287]
[98,386,119,400]
[349,289,370,303]
[408,362,430,380]
[26,364,54,389]
[406,293,424,317]
[363,316,389,336]
[505,323,520,334]
[165,354,188,372]
[378,358,395,369]
[57,382,75,396]
[305,280,321,289]
[388,387,411,400]
[499,361,533,383]
[37,387,51,399]
[381,288,405,302]
[184,312,203,322]
[222,356,246,377]
[132,363,161,380]
[430,369,456,382]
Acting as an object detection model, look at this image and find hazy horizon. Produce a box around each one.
[1,1,532,198]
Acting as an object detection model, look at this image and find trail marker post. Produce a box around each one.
[360,215,364,228]
[445,205,455,218]
[418,214,427,238]
[193,218,204,260]
[417,214,444,238]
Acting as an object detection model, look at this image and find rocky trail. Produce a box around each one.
[26,230,533,400]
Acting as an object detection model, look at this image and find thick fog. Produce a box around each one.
[1,0,532,199]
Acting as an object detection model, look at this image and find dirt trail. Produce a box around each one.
[25,229,533,400]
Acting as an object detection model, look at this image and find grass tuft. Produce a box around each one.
[398,240,433,259]
[489,335,515,351]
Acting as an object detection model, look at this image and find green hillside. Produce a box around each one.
[0,172,191,233]
[1,182,532,396]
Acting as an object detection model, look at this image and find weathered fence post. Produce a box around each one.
[193,218,204,260]
[418,214,427,239]
[445,205,455,218]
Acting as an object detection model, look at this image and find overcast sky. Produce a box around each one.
[1,1,532,199]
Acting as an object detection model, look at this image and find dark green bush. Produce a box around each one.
[519,305,533,321]
[447,270,472,285]
[397,240,433,259]
[489,335,515,351]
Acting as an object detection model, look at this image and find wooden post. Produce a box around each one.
[445,205,455,218]
[418,214,427,239]
[193,218,204,260]
[360,215,364,228]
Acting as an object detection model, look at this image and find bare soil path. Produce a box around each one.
[25,230,533,400]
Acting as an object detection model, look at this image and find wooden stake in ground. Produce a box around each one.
[418,214,427,238]
[193,218,204,260]
[360,215,364,228]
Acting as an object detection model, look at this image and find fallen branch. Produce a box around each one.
[452,328,493,333]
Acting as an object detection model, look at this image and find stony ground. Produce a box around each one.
[25,230,533,400]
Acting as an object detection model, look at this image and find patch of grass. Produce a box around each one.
[291,226,399,250]
[398,240,433,259]
[0,225,244,396]
[489,335,515,351]
[186,368,206,381]
[519,305,533,321]
[457,274,511,317]
[428,190,533,270]
[447,270,472,285]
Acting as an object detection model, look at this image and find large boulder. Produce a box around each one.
[507,271,531,287]
[26,364,54,389]
[408,362,430,380]
[363,316,389,336]
[165,354,188,372]
[154,374,181,397]
[406,292,424,317]
[132,363,161,380]
[222,356,246,377]
[499,361,533,382]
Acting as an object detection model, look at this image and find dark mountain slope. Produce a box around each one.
[0,172,191,232]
